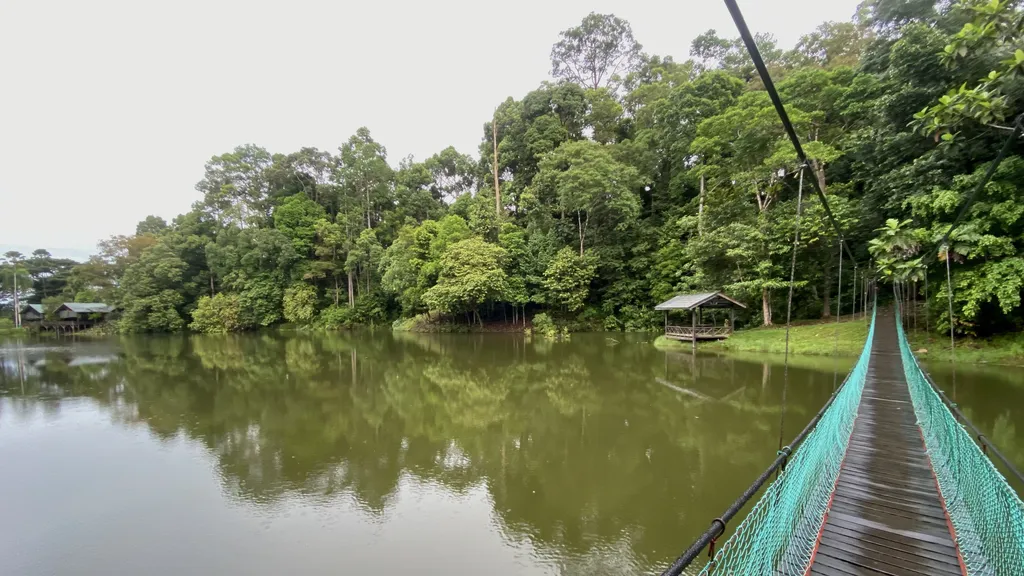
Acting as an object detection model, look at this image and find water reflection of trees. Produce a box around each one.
[1,333,860,571]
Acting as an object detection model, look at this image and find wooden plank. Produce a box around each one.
[821,521,958,557]
[816,544,935,576]
[813,553,892,576]
[819,528,961,574]
[831,493,950,523]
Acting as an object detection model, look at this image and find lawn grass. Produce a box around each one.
[907,330,1024,367]
[705,317,870,357]
[695,316,1024,367]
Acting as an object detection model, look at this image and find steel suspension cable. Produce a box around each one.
[723,0,856,266]
[782,166,805,365]
[945,246,956,362]
[852,265,857,321]
[832,240,842,392]
[778,165,806,467]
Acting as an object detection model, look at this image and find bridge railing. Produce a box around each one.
[660,304,878,576]
[895,308,1024,575]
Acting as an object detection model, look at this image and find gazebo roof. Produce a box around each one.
[654,291,746,311]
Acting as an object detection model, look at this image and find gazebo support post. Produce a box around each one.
[691,307,697,352]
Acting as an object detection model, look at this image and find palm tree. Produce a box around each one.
[868,219,923,325]
[868,219,920,261]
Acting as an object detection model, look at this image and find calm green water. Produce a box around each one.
[0,332,1020,575]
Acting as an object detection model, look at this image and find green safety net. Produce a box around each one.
[695,305,877,575]
[895,308,1024,575]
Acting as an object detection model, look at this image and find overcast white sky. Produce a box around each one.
[0,0,861,260]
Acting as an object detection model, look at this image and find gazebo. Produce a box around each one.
[654,291,746,347]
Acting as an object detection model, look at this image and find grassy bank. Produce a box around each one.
[907,331,1024,366]
[706,318,870,357]
[692,317,1024,367]
[0,319,28,337]
[392,314,527,333]
[652,335,690,350]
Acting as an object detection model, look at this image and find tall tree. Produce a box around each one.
[550,13,643,89]
[422,238,508,325]
[424,146,476,203]
[338,128,393,230]
[25,249,77,302]
[1,252,29,326]
[532,140,642,256]
[195,144,274,227]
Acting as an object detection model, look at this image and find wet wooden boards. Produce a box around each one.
[808,311,964,576]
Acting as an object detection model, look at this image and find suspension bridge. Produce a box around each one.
[657,2,1024,574]
[661,301,1024,576]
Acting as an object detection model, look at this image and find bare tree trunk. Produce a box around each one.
[493,114,501,218]
[347,270,355,308]
[210,275,215,296]
[822,261,832,318]
[12,267,19,328]
[762,287,772,326]
[913,280,917,332]
[334,276,339,307]
[698,173,706,236]
[577,211,585,257]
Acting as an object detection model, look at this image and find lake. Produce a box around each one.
[1,332,1021,575]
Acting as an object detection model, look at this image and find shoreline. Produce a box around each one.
[654,317,1024,368]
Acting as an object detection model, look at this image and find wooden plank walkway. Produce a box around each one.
[808,310,965,576]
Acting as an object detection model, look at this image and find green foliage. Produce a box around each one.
[274,194,326,256]
[190,293,244,333]
[120,289,185,333]
[136,215,168,236]
[338,127,393,229]
[24,249,77,301]
[531,312,558,337]
[283,283,318,325]
[318,294,388,329]
[550,13,642,89]
[41,296,63,321]
[317,304,359,330]
[532,140,642,255]
[118,241,188,333]
[239,277,284,328]
[542,247,597,312]
[915,0,1024,136]
[422,238,508,323]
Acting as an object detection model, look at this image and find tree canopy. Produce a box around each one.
[13,4,1023,338]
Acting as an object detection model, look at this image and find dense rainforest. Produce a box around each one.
[2,0,1022,336]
